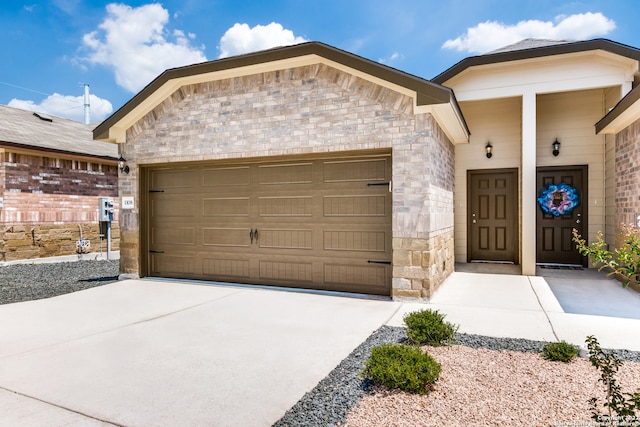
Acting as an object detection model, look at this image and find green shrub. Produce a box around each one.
[403,309,459,346]
[573,225,640,288]
[361,343,441,394]
[542,341,579,362]
[586,335,640,423]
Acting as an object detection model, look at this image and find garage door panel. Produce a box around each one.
[324,262,390,294]
[323,195,387,217]
[151,198,197,218]
[258,163,313,185]
[258,196,313,217]
[202,197,250,216]
[259,260,314,284]
[203,227,251,247]
[323,159,387,182]
[323,230,387,253]
[202,257,250,281]
[202,166,250,187]
[151,227,196,246]
[150,169,196,189]
[257,229,313,250]
[151,254,197,276]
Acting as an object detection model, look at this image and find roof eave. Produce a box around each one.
[94,41,461,143]
[433,38,640,85]
[596,84,640,134]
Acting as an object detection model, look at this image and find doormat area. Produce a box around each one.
[539,265,583,270]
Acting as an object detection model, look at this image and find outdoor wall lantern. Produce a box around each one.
[552,139,561,157]
[118,156,130,174]
[485,142,493,158]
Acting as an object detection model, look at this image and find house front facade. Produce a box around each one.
[433,39,640,276]
[95,38,640,299]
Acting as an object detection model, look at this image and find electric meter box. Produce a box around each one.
[98,197,114,222]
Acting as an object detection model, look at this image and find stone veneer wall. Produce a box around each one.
[119,63,455,299]
[615,117,640,228]
[1,223,120,262]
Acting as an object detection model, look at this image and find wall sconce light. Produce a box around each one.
[552,139,561,157]
[485,142,493,158]
[118,156,130,174]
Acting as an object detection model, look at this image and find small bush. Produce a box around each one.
[542,341,579,362]
[361,343,441,394]
[586,335,640,423]
[403,309,459,346]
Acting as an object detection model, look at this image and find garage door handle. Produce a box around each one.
[367,260,391,265]
[149,250,164,254]
[250,229,254,244]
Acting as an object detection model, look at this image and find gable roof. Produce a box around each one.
[0,105,117,160]
[94,41,470,144]
[433,38,640,84]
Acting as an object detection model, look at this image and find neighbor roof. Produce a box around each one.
[0,105,117,160]
[433,38,640,84]
[94,41,470,144]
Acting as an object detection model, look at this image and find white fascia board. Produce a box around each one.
[597,100,640,134]
[418,103,470,145]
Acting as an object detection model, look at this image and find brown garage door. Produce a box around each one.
[142,152,392,295]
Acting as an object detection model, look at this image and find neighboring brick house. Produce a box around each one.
[94,39,640,300]
[0,105,119,262]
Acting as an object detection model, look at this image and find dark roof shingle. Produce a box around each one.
[0,105,117,159]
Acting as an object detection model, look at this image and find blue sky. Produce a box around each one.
[1,0,639,123]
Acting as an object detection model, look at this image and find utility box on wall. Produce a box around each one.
[98,197,114,222]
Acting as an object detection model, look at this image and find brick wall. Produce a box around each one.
[2,151,117,196]
[0,151,119,261]
[615,118,640,227]
[119,63,455,299]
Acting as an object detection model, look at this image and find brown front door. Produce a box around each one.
[468,169,519,263]
[141,151,392,295]
[536,165,587,266]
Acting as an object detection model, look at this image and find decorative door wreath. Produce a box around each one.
[537,182,580,216]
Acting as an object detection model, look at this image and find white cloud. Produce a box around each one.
[379,52,404,64]
[218,22,308,58]
[80,3,207,93]
[8,93,113,123]
[442,12,616,54]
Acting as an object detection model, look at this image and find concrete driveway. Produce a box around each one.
[0,280,401,426]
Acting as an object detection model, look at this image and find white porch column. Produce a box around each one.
[521,91,537,275]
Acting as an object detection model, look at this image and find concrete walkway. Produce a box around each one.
[388,271,640,352]
[0,271,638,426]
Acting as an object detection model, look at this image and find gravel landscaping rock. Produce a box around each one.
[0,259,119,304]
[274,326,640,427]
